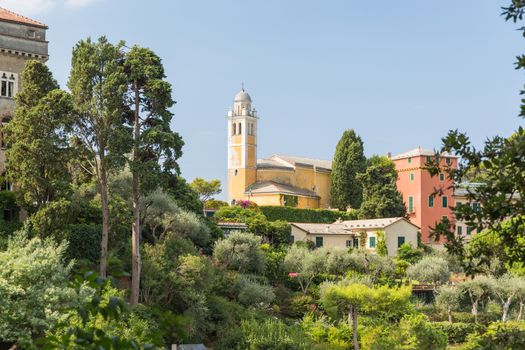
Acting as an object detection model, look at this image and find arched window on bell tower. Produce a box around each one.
[232,123,236,135]
[238,122,242,135]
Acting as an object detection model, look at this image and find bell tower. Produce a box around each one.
[227,87,258,203]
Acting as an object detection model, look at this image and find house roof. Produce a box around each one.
[257,154,332,171]
[390,146,457,160]
[291,217,419,235]
[245,181,320,198]
[0,7,48,29]
[453,182,484,197]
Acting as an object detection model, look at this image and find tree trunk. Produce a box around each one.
[502,297,513,322]
[99,156,109,279]
[352,306,359,350]
[518,302,524,321]
[472,300,478,322]
[130,82,141,306]
[447,307,452,323]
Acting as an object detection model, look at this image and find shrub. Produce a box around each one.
[239,318,313,350]
[259,206,357,223]
[213,232,265,274]
[286,293,315,318]
[204,199,229,209]
[463,321,525,350]
[235,275,275,306]
[64,224,101,264]
[399,314,448,350]
[431,322,481,344]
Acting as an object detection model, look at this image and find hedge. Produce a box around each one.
[463,321,525,349]
[432,322,483,344]
[259,206,358,223]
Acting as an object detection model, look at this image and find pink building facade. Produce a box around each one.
[391,147,458,245]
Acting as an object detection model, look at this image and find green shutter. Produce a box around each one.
[408,157,412,164]
[316,237,323,248]
[457,226,462,235]
[410,173,414,181]
[428,196,434,208]
[369,237,376,248]
[442,196,448,208]
[439,173,445,181]
[397,236,405,248]
[408,196,414,213]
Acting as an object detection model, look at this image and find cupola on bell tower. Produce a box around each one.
[227,87,258,203]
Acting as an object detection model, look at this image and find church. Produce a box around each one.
[227,88,333,209]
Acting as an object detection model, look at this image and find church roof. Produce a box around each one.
[245,181,320,198]
[257,155,332,172]
[0,7,48,29]
[391,146,457,160]
[234,88,252,102]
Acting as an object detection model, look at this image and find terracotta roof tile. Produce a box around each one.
[0,7,48,29]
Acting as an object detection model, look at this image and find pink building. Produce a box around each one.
[391,147,458,245]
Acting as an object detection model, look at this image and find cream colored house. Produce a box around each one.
[291,217,419,256]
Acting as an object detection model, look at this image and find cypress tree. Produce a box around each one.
[330,129,366,210]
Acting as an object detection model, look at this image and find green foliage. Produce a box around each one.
[357,155,407,219]
[431,321,480,344]
[301,314,353,349]
[64,224,102,265]
[163,174,203,214]
[435,285,462,322]
[259,205,358,223]
[376,230,388,256]
[0,229,73,347]
[235,274,275,306]
[0,191,20,244]
[237,318,314,350]
[41,273,165,349]
[331,129,366,210]
[190,177,222,201]
[396,243,423,265]
[463,321,525,350]
[284,245,327,294]
[398,313,447,350]
[213,232,265,274]
[4,60,73,210]
[204,199,229,209]
[406,256,450,286]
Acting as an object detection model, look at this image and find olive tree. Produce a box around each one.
[213,232,265,274]
[435,285,462,322]
[284,245,327,294]
[406,256,450,290]
[458,275,495,321]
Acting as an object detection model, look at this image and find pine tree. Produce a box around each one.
[330,129,366,210]
[124,46,183,305]
[68,37,129,278]
[4,60,73,210]
[358,155,407,219]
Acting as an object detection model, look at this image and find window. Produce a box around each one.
[353,237,360,248]
[439,173,445,181]
[232,123,236,135]
[397,236,405,248]
[408,157,412,164]
[346,240,352,247]
[471,202,481,211]
[410,173,414,181]
[0,72,17,98]
[27,30,36,38]
[238,123,242,134]
[315,237,323,248]
[467,226,474,235]
[428,195,434,208]
[446,157,451,165]
[369,236,376,248]
[442,196,448,208]
[457,226,463,235]
[408,196,414,213]
[426,156,431,164]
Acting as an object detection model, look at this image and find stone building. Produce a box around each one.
[0,7,48,186]
[227,88,332,209]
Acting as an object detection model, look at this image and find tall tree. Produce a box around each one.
[124,46,183,305]
[68,37,129,278]
[428,3,525,272]
[190,177,221,202]
[330,129,366,210]
[357,155,406,219]
[4,60,73,210]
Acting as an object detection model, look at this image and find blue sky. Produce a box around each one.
[2,0,523,198]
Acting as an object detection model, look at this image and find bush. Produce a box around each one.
[399,314,448,350]
[64,224,101,264]
[235,275,275,306]
[259,206,357,223]
[463,321,525,350]
[213,232,265,274]
[204,199,229,209]
[431,322,481,344]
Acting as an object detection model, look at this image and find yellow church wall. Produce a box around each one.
[228,168,257,202]
[247,145,256,167]
[315,171,332,208]
[294,166,316,191]
[250,194,282,206]
[297,196,320,209]
[247,135,255,144]
[256,168,294,185]
[231,135,242,144]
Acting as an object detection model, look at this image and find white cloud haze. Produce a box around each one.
[0,0,99,16]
